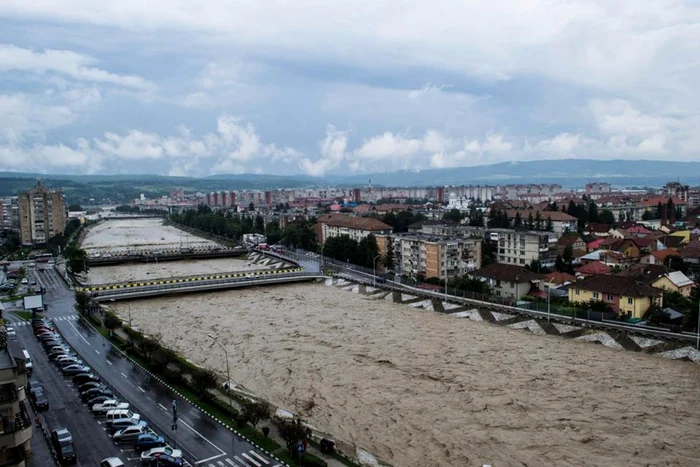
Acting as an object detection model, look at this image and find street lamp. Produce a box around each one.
[696,297,699,350]
[207,334,232,408]
[373,254,382,287]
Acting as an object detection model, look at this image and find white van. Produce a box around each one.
[23,350,32,376]
[105,409,140,427]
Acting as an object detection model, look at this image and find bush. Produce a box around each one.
[299,455,328,467]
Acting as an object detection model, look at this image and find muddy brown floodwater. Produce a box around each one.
[113,283,700,467]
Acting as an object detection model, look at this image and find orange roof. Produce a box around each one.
[545,272,576,284]
[576,261,612,275]
[640,196,686,206]
[650,249,678,262]
[317,214,392,231]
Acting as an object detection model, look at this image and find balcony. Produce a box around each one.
[0,384,18,404]
[0,406,32,448]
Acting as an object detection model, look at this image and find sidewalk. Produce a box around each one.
[208,389,348,467]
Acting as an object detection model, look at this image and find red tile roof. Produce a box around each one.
[545,272,576,284]
[640,196,686,206]
[317,214,392,231]
[506,209,578,222]
[576,261,612,275]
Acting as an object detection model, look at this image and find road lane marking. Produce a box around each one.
[194,454,226,465]
[218,462,226,467]
[234,456,247,466]
[179,418,226,456]
[250,452,269,464]
[158,403,168,411]
[241,453,261,467]
[106,360,113,365]
[95,350,100,354]
[121,372,128,378]
[224,459,237,466]
[68,321,91,345]
[138,386,146,393]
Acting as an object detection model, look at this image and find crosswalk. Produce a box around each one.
[199,451,281,467]
[10,315,79,327]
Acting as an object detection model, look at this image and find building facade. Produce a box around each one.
[568,275,662,319]
[316,214,393,245]
[0,343,33,467]
[18,182,66,246]
[0,197,19,231]
[377,233,481,279]
[492,229,558,268]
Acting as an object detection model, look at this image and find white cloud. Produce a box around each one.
[0,44,153,90]
[532,132,582,156]
[196,62,242,90]
[181,92,213,109]
[408,83,452,99]
[93,131,165,160]
[299,126,348,176]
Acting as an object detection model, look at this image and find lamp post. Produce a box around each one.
[547,284,551,323]
[208,334,231,408]
[696,297,699,350]
[373,254,382,287]
[320,243,326,272]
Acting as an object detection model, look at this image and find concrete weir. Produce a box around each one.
[325,276,700,365]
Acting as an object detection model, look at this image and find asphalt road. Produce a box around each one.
[30,263,284,467]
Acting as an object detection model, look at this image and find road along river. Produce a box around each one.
[111,282,700,467]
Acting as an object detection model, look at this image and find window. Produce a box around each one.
[627,297,633,305]
[496,290,501,296]
[496,280,501,287]
[606,294,613,301]
[593,292,599,299]
[520,250,525,256]
[520,259,525,264]
[575,289,580,296]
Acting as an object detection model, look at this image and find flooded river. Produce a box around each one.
[112,283,700,467]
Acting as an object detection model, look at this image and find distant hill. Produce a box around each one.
[2,159,699,193]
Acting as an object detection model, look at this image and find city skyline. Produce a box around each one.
[1,1,699,176]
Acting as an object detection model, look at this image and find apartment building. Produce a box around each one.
[316,214,393,245]
[504,209,577,235]
[376,233,482,279]
[0,197,19,231]
[0,343,33,467]
[18,182,66,246]
[492,228,558,269]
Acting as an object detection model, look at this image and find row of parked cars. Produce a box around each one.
[32,317,184,466]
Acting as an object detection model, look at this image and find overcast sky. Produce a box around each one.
[0,1,698,177]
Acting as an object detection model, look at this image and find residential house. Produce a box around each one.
[651,271,695,297]
[579,249,633,269]
[660,234,686,249]
[557,235,586,255]
[316,214,393,245]
[575,261,612,278]
[583,223,612,237]
[618,264,670,284]
[568,275,663,319]
[585,237,605,251]
[640,249,678,265]
[680,245,700,265]
[544,272,576,289]
[504,209,578,235]
[470,263,544,300]
[492,229,558,269]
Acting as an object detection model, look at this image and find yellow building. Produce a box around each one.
[569,275,663,319]
[651,271,695,297]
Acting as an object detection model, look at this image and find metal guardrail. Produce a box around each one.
[91,271,326,300]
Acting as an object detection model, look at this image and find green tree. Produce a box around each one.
[264,220,282,245]
[534,211,542,230]
[643,304,667,325]
[656,201,664,219]
[357,234,380,269]
[443,209,463,223]
[74,290,92,316]
[254,215,265,234]
[525,212,534,230]
[278,419,307,456]
[545,216,553,232]
[191,368,218,399]
[513,212,522,229]
[666,198,675,220]
[683,287,699,329]
[241,399,271,432]
[641,210,654,220]
[599,209,615,225]
[383,238,395,271]
[555,255,565,272]
[664,255,687,274]
[103,312,122,330]
[68,204,83,211]
[65,245,90,273]
[588,202,599,223]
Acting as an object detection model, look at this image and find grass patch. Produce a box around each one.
[14,311,33,321]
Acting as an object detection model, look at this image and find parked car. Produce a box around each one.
[61,364,90,375]
[56,442,76,464]
[112,421,149,442]
[134,433,166,452]
[147,454,182,466]
[78,381,103,393]
[6,327,16,340]
[100,458,125,467]
[53,354,77,364]
[57,358,83,368]
[88,395,114,406]
[92,400,129,415]
[20,278,28,285]
[80,387,113,401]
[51,428,73,447]
[34,391,49,410]
[73,373,99,385]
[51,428,76,464]
[140,447,182,465]
[28,381,44,401]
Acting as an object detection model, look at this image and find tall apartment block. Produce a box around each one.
[18,182,66,246]
[0,342,33,467]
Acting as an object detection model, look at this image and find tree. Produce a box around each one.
[534,211,542,231]
[74,290,92,316]
[656,201,664,219]
[562,245,575,274]
[357,234,380,269]
[65,245,90,274]
[191,368,218,399]
[525,212,534,230]
[104,312,122,331]
[664,255,687,274]
[643,304,667,325]
[599,209,615,225]
[555,255,565,272]
[248,202,255,211]
[588,202,599,223]
[545,216,553,232]
[442,209,462,223]
[513,212,522,229]
[278,419,307,456]
[383,237,395,271]
[241,399,271,432]
[254,215,265,234]
[683,287,699,329]
[68,204,83,211]
[642,210,654,221]
[264,220,282,245]
[666,198,675,221]
[583,298,613,314]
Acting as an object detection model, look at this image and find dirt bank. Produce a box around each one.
[113,284,700,467]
